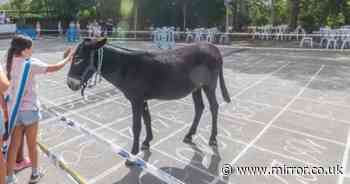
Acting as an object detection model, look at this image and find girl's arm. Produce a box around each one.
[46,48,75,73]
[0,94,8,122]
[0,70,9,94]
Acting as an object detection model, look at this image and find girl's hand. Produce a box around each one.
[63,48,71,59]
[64,47,76,63]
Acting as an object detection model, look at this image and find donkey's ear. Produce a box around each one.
[86,38,107,49]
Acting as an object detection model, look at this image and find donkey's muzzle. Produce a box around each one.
[67,77,81,91]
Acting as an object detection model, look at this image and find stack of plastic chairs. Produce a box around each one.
[325,29,338,49]
[340,28,350,51]
[319,27,331,48]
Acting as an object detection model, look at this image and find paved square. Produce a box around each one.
[6,38,350,184]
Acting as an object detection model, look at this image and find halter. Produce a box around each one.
[80,48,104,97]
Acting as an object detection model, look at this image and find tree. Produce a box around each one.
[29,0,95,20]
[288,0,300,29]
[96,0,119,20]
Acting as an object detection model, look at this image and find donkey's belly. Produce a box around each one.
[147,66,211,100]
[148,81,197,100]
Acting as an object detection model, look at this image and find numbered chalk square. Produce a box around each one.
[289,98,350,123]
[65,114,102,130]
[243,59,288,74]
[39,118,83,148]
[16,150,78,184]
[94,149,216,184]
[94,128,133,151]
[236,89,294,108]
[316,65,350,81]
[300,80,350,107]
[154,127,246,177]
[50,134,126,181]
[40,83,82,100]
[230,147,338,184]
[91,87,122,99]
[79,101,131,124]
[273,111,350,144]
[112,115,185,143]
[251,79,304,96]
[51,94,104,113]
[223,55,264,70]
[272,62,321,81]
[197,114,265,143]
[219,100,281,123]
[86,84,115,94]
[255,127,344,167]
[223,72,261,90]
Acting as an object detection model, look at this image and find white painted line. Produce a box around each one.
[231,65,324,164]
[41,97,194,184]
[230,96,350,133]
[88,163,124,184]
[218,109,345,146]
[218,62,291,107]
[42,99,186,184]
[40,95,123,125]
[88,125,190,184]
[212,130,320,166]
[338,129,350,184]
[210,65,325,184]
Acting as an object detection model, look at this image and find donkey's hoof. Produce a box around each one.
[141,143,150,151]
[209,139,218,147]
[125,160,136,167]
[183,136,194,145]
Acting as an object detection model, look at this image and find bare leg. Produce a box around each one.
[0,138,6,184]
[6,126,25,177]
[24,122,39,171]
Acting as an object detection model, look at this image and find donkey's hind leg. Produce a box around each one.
[141,101,153,150]
[183,89,204,144]
[203,86,219,147]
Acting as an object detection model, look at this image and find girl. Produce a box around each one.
[6,35,74,184]
[0,59,10,184]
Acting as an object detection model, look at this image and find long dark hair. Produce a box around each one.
[6,35,32,80]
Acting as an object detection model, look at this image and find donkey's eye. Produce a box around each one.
[74,58,84,65]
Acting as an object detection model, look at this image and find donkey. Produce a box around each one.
[66,38,231,165]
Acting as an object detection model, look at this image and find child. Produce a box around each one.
[0,62,10,184]
[5,35,74,184]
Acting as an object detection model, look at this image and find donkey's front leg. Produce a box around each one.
[125,99,143,166]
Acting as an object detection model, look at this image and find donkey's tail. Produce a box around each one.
[219,63,231,103]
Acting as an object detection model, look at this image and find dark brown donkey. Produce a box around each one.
[66,38,231,165]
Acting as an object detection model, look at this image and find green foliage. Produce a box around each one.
[1,0,350,31]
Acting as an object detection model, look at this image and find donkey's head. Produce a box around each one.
[67,38,107,92]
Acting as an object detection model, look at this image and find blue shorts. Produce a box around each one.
[15,110,41,127]
[0,111,4,136]
[0,120,4,136]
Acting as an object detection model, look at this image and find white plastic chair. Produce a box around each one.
[341,29,350,51]
[326,30,338,49]
[300,28,313,48]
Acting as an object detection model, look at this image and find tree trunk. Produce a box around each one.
[182,3,187,30]
[232,0,238,31]
[271,0,275,25]
[134,0,138,31]
[289,0,300,29]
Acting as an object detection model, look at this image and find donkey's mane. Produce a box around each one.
[105,44,150,57]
